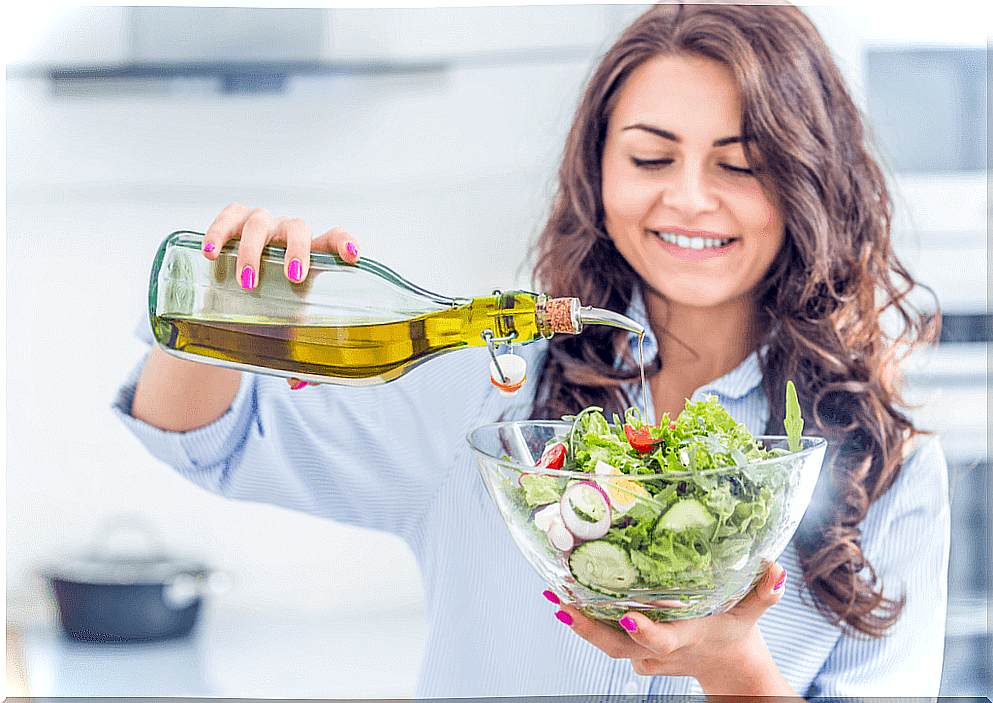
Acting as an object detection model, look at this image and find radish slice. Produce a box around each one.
[547,518,576,551]
[560,481,611,541]
[533,503,561,532]
[533,504,576,552]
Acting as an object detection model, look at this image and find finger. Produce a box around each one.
[274,217,314,283]
[614,611,678,658]
[730,562,787,621]
[235,207,277,290]
[312,227,360,263]
[287,378,310,390]
[632,656,666,677]
[555,606,645,660]
[203,202,250,259]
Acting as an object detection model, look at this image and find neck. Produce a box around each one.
[644,288,761,418]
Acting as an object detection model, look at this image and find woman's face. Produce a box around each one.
[602,54,785,311]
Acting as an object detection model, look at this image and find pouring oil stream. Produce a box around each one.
[577,306,650,420]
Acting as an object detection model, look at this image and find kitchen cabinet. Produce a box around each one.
[12,6,644,79]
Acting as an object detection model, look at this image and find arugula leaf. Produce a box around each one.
[785,380,804,453]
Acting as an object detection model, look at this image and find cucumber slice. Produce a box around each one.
[568,541,638,594]
[659,498,716,530]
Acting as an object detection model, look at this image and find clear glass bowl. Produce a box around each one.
[467,420,827,622]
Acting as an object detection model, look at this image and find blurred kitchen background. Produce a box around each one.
[5,2,988,698]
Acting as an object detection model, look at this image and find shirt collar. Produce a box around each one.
[692,349,763,401]
[619,286,657,366]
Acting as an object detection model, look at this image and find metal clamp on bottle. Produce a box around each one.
[482,329,527,397]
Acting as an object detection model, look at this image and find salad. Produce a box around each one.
[500,384,805,604]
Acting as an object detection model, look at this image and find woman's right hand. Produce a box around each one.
[549,562,796,695]
[202,203,362,390]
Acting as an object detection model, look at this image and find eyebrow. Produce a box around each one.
[621,123,747,147]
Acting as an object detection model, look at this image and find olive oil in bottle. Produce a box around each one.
[149,231,643,386]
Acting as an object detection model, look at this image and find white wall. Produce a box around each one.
[802,4,989,315]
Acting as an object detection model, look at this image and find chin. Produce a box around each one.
[644,279,735,309]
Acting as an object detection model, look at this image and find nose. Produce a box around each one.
[660,163,719,217]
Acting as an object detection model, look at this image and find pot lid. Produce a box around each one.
[44,553,209,585]
[42,515,209,585]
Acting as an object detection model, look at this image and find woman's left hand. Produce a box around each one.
[549,562,798,695]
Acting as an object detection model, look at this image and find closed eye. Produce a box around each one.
[721,164,754,175]
[631,157,673,170]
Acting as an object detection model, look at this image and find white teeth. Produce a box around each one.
[655,231,734,249]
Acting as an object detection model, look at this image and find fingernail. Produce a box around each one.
[554,610,573,626]
[619,616,638,633]
[542,590,560,605]
[774,570,787,592]
[203,242,215,253]
[288,258,303,282]
[346,242,359,258]
[289,380,307,390]
[240,266,255,290]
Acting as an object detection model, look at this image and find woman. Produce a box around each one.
[116,2,949,697]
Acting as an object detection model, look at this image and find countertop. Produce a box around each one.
[12,600,430,699]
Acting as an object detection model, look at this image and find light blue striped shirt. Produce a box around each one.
[113,300,949,698]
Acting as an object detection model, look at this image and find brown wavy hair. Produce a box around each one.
[528,1,939,637]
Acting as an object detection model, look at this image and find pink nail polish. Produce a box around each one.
[240,266,255,290]
[346,242,359,257]
[542,590,560,605]
[203,242,215,253]
[555,610,573,626]
[619,616,637,633]
[288,258,303,282]
[774,570,787,592]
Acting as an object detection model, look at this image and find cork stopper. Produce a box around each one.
[543,297,581,335]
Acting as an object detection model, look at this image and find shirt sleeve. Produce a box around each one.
[806,435,951,696]
[111,325,505,542]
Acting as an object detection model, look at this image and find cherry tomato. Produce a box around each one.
[537,442,567,469]
[624,424,662,453]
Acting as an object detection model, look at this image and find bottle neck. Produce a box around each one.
[536,296,646,338]
[482,292,645,342]
[536,295,582,337]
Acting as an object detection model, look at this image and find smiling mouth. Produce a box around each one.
[650,230,738,250]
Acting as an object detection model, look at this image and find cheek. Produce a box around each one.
[601,155,647,231]
[603,185,651,244]
[731,184,784,242]
[753,208,786,277]
[759,203,786,257]
[601,168,625,227]
[758,200,784,238]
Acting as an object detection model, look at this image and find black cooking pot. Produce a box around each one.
[41,516,230,643]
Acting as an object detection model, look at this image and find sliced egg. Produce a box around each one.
[594,460,650,513]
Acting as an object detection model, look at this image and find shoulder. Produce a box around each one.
[889,433,949,500]
[859,433,949,552]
